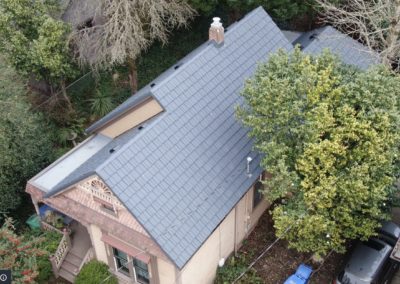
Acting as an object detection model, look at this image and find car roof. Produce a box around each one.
[344,238,392,283]
[380,221,400,242]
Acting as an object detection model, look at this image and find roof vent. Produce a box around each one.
[209,17,224,44]
[246,156,252,177]
[109,145,120,154]
[150,83,156,88]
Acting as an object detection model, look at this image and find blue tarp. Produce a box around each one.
[284,264,313,284]
[39,204,73,225]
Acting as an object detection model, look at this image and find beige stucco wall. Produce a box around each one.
[88,223,109,263]
[100,98,163,138]
[157,258,176,284]
[175,185,270,284]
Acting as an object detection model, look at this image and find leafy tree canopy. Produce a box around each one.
[0,0,76,87]
[237,48,400,256]
[0,55,55,214]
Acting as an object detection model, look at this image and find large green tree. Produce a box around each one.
[0,0,76,106]
[0,55,55,214]
[237,48,400,256]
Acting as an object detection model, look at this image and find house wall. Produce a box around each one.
[99,98,163,138]
[157,258,176,284]
[167,184,270,284]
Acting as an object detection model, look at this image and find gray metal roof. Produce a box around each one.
[294,26,379,69]
[94,7,292,268]
[38,8,381,270]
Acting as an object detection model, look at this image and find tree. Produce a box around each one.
[71,0,195,93]
[0,55,55,214]
[237,48,400,256]
[316,0,400,69]
[0,218,45,283]
[188,0,312,25]
[0,0,77,107]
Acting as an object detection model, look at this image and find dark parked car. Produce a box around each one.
[334,222,400,284]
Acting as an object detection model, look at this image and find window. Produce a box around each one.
[93,196,118,216]
[113,248,130,276]
[253,173,265,210]
[112,247,150,284]
[133,258,150,284]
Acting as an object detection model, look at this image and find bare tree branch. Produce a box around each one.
[316,0,400,69]
[70,0,195,91]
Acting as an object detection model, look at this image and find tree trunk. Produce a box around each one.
[60,80,72,110]
[128,57,138,94]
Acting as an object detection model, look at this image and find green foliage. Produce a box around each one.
[261,0,313,24]
[75,260,118,284]
[215,255,263,284]
[89,89,115,117]
[25,229,61,283]
[188,0,312,25]
[0,218,46,284]
[188,0,219,14]
[237,48,400,256]
[0,0,76,87]
[0,56,55,214]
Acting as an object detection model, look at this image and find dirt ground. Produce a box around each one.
[238,211,346,284]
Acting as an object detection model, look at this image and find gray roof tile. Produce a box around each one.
[43,6,380,270]
[295,26,379,69]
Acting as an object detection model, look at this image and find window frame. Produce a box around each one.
[111,246,150,284]
[252,173,265,211]
[112,247,130,276]
[93,196,118,217]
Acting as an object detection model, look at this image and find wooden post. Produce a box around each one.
[31,196,40,216]
[49,255,59,278]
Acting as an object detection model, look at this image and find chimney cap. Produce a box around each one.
[211,17,222,28]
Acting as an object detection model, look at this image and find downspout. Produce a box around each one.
[234,205,238,256]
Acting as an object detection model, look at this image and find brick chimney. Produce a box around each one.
[209,17,224,44]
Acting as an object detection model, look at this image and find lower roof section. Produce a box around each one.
[32,134,111,192]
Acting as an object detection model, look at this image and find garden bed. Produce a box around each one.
[233,211,346,283]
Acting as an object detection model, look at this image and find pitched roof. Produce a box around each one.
[294,26,379,69]
[97,7,292,268]
[33,7,293,268]
[31,8,380,270]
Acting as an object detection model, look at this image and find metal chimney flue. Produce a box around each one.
[209,17,224,44]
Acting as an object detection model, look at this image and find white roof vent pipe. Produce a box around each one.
[246,156,252,177]
[209,17,224,44]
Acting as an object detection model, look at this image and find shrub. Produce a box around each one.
[76,260,118,284]
[215,254,263,284]
[24,230,62,283]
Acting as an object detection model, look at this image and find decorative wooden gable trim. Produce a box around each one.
[61,175,149,237]
[79,176,122,208]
